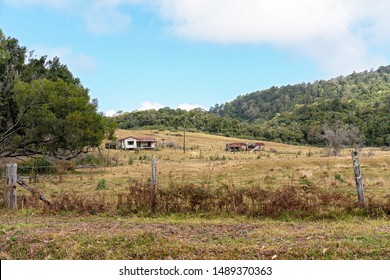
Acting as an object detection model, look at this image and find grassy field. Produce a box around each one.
[1,129,390,259]
[1,210,390,260]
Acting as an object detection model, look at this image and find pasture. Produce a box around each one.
[1,129,390,259]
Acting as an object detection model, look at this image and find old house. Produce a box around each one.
[118,136,157,150]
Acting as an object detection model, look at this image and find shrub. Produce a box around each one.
[18,157,55,175]
[96,179,107,190]
[334,173,345,183]
[76,154,103,166]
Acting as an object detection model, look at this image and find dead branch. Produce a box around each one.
[16,176,51,206]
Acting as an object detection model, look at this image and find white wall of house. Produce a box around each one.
[119,138,137,150]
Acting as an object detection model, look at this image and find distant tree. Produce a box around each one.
[103,117,118,141]
[386,135,390,146]
[321,121,363,156]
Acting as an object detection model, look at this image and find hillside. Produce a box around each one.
[210,66,390,146]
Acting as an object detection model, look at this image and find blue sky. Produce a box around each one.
[1,0,390,116]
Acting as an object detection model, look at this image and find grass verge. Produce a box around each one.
[0,210,389,260]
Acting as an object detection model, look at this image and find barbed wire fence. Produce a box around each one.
[1,151,389,213]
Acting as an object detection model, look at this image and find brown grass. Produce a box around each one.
[1,210,389,260]
[11,178,390,219]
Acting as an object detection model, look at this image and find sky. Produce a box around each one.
[1,0,390,116]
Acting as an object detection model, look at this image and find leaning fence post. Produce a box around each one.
[151,156,157,212]
[351,149,365,208]
[5,163,17,209]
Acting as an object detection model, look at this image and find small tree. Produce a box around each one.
[321,121,363,156]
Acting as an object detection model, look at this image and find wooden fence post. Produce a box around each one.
[151,156,157,212]
[5,163,17,209]
[351,149,365,208]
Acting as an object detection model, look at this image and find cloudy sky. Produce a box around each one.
[1,0,390,115]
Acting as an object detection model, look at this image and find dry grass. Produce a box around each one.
[1,210,389,260]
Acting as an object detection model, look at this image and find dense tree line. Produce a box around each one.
[114,108,255,139]
[0,30,105,159]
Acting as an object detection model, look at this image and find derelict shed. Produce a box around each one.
[225,142,247,152]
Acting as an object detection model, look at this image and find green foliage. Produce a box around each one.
[128,156,134,165]
[299,177,313,187]
[0,31,25,141]
[0,29,105,159]
[96,179,107,190]
[114,107,257,140]
[18,157,55,175]
[8,79,105,158]
[103,117,118,141]
[76,154,104,166]
[334,173,345,183]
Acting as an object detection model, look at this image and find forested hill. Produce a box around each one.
[209,66,390,146]
[210,66,390,122]
[115,66,390,147]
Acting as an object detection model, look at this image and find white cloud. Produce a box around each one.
[103,110,118,117]
[31,45,98,74]
[138,101,165,111]
[177,103,205,111]
[157,0,350,44]
[155,0,390,75]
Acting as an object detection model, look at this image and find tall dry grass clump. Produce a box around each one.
[49,191,109,214]
[6,191,110,214]
[363,194,390,217]
[114,181,359,218]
